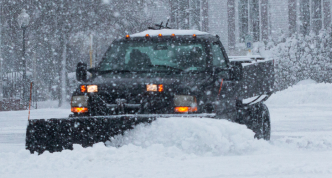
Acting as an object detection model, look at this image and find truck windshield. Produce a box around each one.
[99,39,208,72]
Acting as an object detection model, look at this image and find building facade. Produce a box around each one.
[149,0,332,54]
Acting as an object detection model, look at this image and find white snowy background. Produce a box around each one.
[0,79,331,178]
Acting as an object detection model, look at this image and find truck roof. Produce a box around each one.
[130,29,211,38]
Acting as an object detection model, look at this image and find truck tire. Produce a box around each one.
[249,103,271,140]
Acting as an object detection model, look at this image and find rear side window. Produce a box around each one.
[211,43,226,67]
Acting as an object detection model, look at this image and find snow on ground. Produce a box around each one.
[0,79,332,177]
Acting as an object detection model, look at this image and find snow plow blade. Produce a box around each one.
[25,116,156,154]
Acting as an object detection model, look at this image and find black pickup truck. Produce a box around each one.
[73,29,274,139]
[26,29,274,154]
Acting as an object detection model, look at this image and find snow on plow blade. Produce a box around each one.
[25,116,156,154]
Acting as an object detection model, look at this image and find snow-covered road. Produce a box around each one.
[0,80,332,178]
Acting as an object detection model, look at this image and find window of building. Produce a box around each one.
[239,0,249,43]
[238,0,264,42]
[300,0,323,35]
[311,0,322,34]
[250,0,260,41]
[189,0,201,30]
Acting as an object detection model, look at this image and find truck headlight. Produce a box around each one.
[87,85,98,93]
[174,95,197,113]
[71,96,89,113]
[80,85,98,93]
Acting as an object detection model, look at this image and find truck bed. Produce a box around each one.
[229,56,275,100]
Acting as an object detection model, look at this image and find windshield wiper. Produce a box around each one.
[98,69,131,75]
[149,65,183,72]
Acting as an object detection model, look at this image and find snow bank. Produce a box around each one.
[36,100,70,109]
[266,79,332,106]
[272,135,332,151]
[106,117,270,156]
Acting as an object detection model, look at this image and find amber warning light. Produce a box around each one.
[174,107,197,113]
[71,107,88,113]
[158,84,164,92]
[80,85,87,93]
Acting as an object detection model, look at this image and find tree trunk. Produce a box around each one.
[59,33,67,107]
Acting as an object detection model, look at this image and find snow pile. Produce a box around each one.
[266,79,332,106]
[0,118,271,177]
[106,117,270,156]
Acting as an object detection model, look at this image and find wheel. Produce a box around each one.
[250,103,271,140]
[238,103,271,140]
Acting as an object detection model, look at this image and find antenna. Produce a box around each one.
[148,20,172,30]
[155,22,163,29]
[165,19,170,29]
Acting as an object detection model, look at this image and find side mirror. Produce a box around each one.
[76,62,87,82]
[229,62,243,81]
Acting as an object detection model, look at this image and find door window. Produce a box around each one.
[211,43,226,67]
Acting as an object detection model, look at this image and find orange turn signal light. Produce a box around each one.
[158,84,164,92]
[174,106,198,113]
[71,107,88,113]
[80,85,87,93]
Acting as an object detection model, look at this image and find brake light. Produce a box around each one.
[71,107,88,113]
[80,85,87,93]
[174,106,197,113]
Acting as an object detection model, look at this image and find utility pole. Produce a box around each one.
[33,52,37,108]
[89,33,94,68]
[17,9,30,108]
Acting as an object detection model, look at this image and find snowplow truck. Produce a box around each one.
[26,29,274,154]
